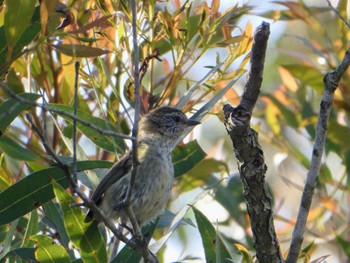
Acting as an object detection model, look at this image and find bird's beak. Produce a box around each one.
[186,119,201,126]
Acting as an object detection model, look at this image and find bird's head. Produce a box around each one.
[139,107,200,143]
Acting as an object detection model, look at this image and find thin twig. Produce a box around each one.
[126,0,141,209]
[326,0,350,29]
[286,48,350,263]
[124,1,158,262]
[72,61,79,183]
[0,81,135,141]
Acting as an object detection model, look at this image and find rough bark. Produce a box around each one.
[286,48,350,263]
[223,22,284,263]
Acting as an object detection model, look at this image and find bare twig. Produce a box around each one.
[223,22,284,263]
[0,81,135,141]
[72,61,79,183]
[286,48,350,263]
[123,0,157,262]
[326,0,350,30]
[124,0,141,227]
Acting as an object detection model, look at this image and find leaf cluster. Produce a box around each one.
[0,0,254,262]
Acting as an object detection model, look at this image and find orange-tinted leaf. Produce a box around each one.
[272,1,309,20]
[279,66,298,92]
[69,14,116,34]
[261,3,328,21]
[40,0,60,34]
[211,0,220,16]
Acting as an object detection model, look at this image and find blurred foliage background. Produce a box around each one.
[0,0,349,262]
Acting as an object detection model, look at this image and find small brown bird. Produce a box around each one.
[85,106,200,227]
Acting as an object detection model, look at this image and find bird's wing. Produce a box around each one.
[91,151,133,205]
[85,151,133,221]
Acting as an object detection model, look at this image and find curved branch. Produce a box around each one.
[286,48,350,263]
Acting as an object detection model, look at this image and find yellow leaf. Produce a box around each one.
[279,66,299,92]
[40,0,60,34]
[266,102,281,135]
[236,22,253,56]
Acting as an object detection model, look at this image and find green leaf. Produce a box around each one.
[0,160,112,226]
[328,120,350,151]
[180,159,228,192]
[155,39,172,55]
[21,210,39,248]
[52,180,107,263]
[336,235,350,259]
[0,93,40,134]
[190,76,241,122]
[265,94,300,128]
[71,36,103,43]
[157,209,195,228]
[0,219,18,258]
[30,235,70,263]
[11,21,41,58]
[0,22,41,75]
[0,27,7,55]
[172,140,206,177]
[43,201,71,252]
[301,240,315,254]
[0,248,36,262]
[176,62,224,110]
[208,175,246,227]
[281,64,324,93]
[0,224,6,246]
[4,0,36,56]
[149,188,212,254]
[0,135,39,161]
[4,69,24,93]
[193,207,232,263]
[286,139,332,182]
[53,44,110,57]
[345,151,350,188]
[48,104,126,152]
[182,14,202,41]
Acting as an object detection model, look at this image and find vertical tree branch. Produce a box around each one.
[286,48,350,263]
[72,61,80,183]
[223,22,284,263]
[124,1,157,262]
[125,0,141,232]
